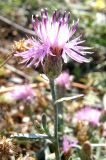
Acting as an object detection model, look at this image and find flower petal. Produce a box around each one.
[65,47,90,63]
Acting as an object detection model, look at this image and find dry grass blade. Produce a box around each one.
[0,52,14,68]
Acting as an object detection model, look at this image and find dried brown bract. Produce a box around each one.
[76,121,89,144]
[13,39,31,53]
[0,136,16,159]
[17,155,37,160]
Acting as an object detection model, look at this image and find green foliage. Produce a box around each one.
[0,0,22,14]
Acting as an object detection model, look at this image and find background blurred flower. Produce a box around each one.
[55,71,73,89]
[63,135,78,153]
[74,106,101,125]
[15,9,91,69]
[10,85,35,100]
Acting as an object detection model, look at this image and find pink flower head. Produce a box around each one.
[74,106,101,126]
[15,9,91,67]
[63,135,78,153]
[10,85,34,100]
[55,71,73,88]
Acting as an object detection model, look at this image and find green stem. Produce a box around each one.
[49,79,61,160]
[56,86,65,136]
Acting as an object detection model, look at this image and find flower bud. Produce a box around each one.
[43,55,62,79]
[80,141,95,160]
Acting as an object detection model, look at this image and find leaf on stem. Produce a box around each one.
[10,133,48,139]
[55,94,84,104]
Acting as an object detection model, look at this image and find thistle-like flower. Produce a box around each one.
[56,71,73,89]
[74,106,101,126]
[10,85,35,100]
[63,135,78,153]
[15,9,91,78]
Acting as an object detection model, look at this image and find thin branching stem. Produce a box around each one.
[49,79,61,160]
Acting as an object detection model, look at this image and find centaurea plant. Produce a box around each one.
[14,9,92,160]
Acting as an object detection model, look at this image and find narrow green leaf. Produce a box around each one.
[10,133,48,139]
[55,94,84,104]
